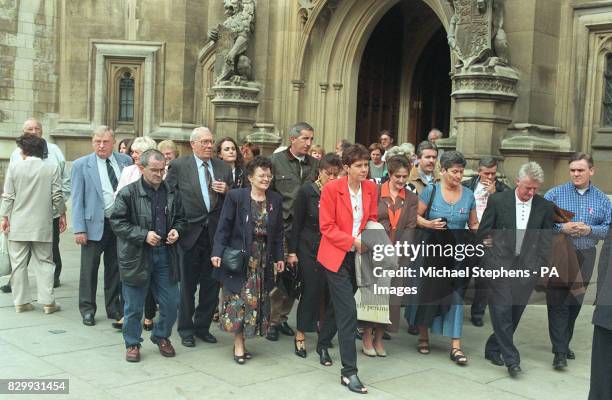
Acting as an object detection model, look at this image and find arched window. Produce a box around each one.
[603,54,612,126]
[118,71,135,122]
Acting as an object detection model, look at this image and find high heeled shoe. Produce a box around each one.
[294,338,307,358]
[341,374,368,394]
[233,346,246,365]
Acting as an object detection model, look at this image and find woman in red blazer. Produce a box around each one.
[317,144,377,395]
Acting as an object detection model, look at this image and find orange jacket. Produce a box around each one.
[317,176,378,272]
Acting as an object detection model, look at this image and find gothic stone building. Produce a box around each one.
[1,0,612,191]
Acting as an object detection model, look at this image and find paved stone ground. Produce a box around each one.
[0,228,595,400]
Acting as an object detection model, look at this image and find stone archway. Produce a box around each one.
[292,0,452,151]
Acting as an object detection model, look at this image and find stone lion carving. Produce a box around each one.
[209,0,256,84]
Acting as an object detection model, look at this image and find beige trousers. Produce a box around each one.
[9,241,55,306]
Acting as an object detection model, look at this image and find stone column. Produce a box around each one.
[245,123,282,156]
[451,65,519,172]
[211,84,260,142]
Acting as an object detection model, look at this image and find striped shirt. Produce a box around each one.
[544,182,611,249]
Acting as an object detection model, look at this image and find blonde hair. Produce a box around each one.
[310,144,324,155]
[158,139,179,157]
[130,136,157,153]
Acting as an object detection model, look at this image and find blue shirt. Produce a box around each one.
[194,154,216,211]
[545,182,611,249]
[420,183,475,229]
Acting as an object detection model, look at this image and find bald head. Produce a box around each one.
[23,118,43,137]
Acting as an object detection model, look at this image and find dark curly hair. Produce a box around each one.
[16,134,45,158]
[245,156,273,177]
[216,137,244,167]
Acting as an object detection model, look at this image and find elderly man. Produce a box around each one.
[479,162,554,377]
[165,127,232,348]
[111,149,187,362]
[544,152,611,370]
[379,130,394,161]
[71,126,133,326]
[268,122,319,341]
[407,141,440,194]
[1,134,65,313]
[0,118,69,293]
[463,156,511,327]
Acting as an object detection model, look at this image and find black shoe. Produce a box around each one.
[195,331,217,344]
[181,336,196,347]
[341,374,368,394]
[82,313,95,326]
[382,332,391,340]
[53,279,60,288]
[279,322,295,336]
[0,284,11,293]
[567,349,575,360]
[266,326,279,341]
[507,364,522,378]
[407,325,419,336]
[294,338,307,358]
[471,317,484,327]
[111,320,123,330]
[553,353,567,370]
[485,352,504,366]
[317,348,332,366]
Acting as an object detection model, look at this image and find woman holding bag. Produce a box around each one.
[211,156,285,364]
[317,144,378,394]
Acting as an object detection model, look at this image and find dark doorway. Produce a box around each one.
[355,5,403,146]
[409,28,452,143]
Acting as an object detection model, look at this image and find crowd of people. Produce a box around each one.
[1,118,612,398]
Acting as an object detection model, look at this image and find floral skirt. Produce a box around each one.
[219,239,270,337]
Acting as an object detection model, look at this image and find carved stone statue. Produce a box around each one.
[447,0,510,70]
[209,0,256,84]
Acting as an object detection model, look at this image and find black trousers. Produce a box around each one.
[589,324,612,400]
[297,258,330,332]
[470,277,488,320]
[177,230,219,338]
[78,219,122,319]
[319,252,358,377]
[52,217,61,283]
[485,267,537,367]
[547,247,597,354]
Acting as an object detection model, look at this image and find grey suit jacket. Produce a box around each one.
[0,157,66,242]
[165,154,232,250]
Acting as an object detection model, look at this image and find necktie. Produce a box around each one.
[203,161,215,210]
[106,158,118,191]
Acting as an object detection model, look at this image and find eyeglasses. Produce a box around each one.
[193,139,214,146]
[254,174,273,180]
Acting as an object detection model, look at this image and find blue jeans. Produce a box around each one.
[122,247,179,347]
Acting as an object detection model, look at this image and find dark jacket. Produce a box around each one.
[270,148,319,236]
[110,179,187,287]
[165,154,232,250]
[212,188,284,294]
[462,175,511,193]
[478,190,555,272]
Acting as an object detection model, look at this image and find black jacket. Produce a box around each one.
[110,179,187,287]
[212,188,284,294]
[462,175,511,193]
[165,155,232,250]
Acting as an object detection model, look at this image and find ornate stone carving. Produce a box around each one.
[447,0,510,71]
[298,0,319,25]
[208,0,257,85]
[452,66,519,101]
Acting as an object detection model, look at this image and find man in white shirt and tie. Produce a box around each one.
[478,162,554,377]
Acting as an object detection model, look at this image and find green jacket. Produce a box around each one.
[270,148,319,236]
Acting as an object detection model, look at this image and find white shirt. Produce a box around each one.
[349,182,363,240]
[96,154,121,216]
[515,191,533,255]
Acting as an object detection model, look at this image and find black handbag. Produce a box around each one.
[221,211,249,275]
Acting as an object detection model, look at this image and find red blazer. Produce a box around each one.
[317,176,378,272]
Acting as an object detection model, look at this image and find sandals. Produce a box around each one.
[317,348,333,366]
[417,339,430,355]
[450,348,468,365]
[341,374,368,394]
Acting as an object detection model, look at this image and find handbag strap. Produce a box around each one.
[425,183,437,220]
